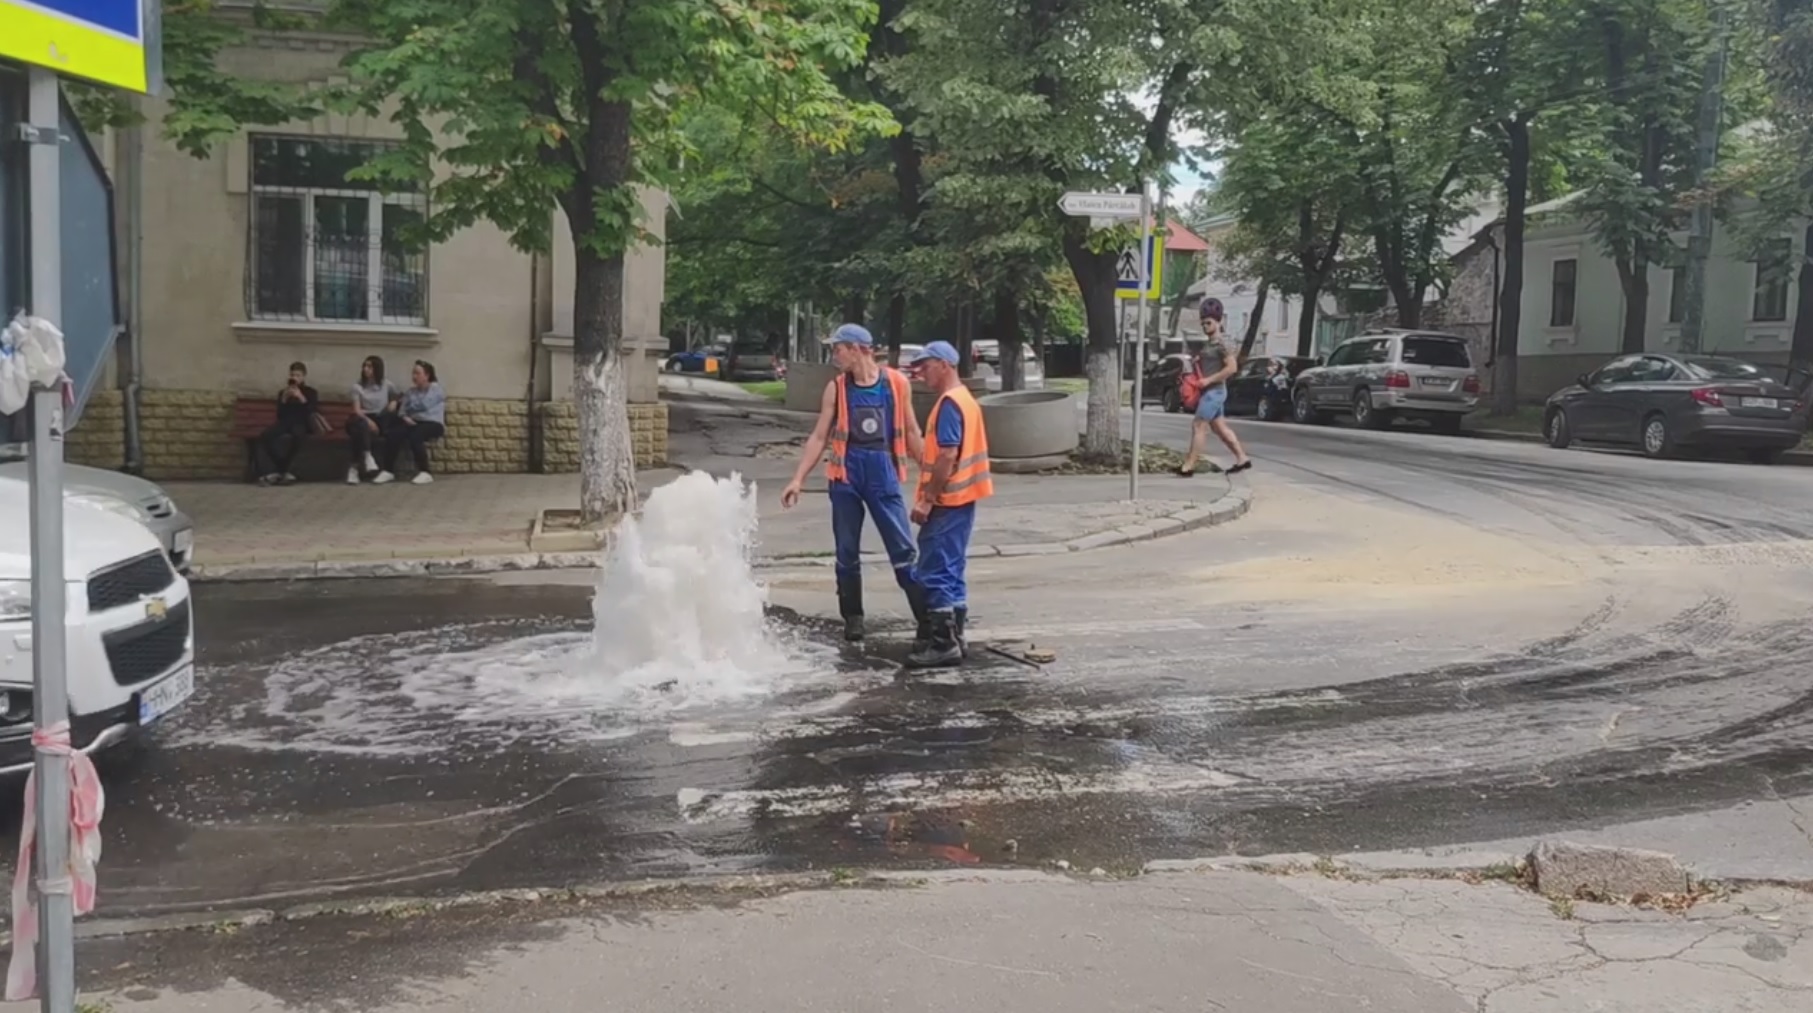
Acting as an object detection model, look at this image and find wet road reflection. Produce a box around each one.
[1,573,1800,919]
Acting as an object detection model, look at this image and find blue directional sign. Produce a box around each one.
[0,0,160,93]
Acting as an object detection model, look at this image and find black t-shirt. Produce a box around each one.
[276,383,320,429]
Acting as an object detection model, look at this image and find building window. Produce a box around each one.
[1668,264,1688,325]
[1752,238,1793,323]
[1549,259,1577,329]
[246,135,428,326]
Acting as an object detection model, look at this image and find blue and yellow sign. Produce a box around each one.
[0,0,158,92]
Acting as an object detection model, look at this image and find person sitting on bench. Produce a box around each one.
[375,360,446,485]
[254,361,319,486]
[345,354,400,484]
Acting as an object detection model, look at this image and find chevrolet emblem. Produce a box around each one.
[144,597,168,621]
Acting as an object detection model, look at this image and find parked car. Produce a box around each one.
[664,344,728,374]
[0,457,193,573]
[726,337,784,381]
[971,340,1046,391]
[1228,356,1319,421]
[1142,353,1194,412]
[0,481,196,774]
[1292,331,1480,433]
[1543,353,1808,462]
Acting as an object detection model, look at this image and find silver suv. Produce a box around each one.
[1292,330,1481,433]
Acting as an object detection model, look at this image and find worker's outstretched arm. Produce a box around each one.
[781,381,838,508]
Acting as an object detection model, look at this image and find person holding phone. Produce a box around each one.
[1176,298,1252,478]
[254,361,319,485]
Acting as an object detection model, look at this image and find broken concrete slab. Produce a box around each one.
[1530,840,1692,898]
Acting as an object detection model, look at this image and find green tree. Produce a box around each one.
[1215,115,1359,356]
[1457,0,1603,412]
[1573,0,1713,354]
[1755,0,1813,375]
[332,0,892,520]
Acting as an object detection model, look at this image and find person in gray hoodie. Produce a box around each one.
[375,360,446,485]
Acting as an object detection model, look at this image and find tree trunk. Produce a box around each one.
[956,302,976,378]
[885,292,907,367]
[1615,256,1650,354]
[994,286,1024,391]
[1240,278,1270,359]
[572,246,638,525]
[1789,222,1813,383]
[1396,291,1424,329]
[1296,282,1322,357]
[1493,117,1531,415]
[844,293,868,326]
[1065,228,1122,459]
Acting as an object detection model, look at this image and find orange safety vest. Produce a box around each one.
[917,387,994,507]
[826,368,913,483]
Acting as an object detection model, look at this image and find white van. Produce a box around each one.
[0,479,196,774]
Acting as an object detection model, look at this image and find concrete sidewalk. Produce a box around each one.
[178,399,1249,581]
[14,869,1809,1012]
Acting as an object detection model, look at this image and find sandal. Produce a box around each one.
[1228,461,1253,474]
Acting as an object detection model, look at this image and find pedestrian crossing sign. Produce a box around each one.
[1115,234,1164,300]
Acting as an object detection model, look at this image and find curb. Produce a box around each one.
[190,486,1255,584]
[1468,427,1813,466]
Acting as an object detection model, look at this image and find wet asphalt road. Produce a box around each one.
[14,412,1813,919]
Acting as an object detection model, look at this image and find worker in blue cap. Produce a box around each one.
[782,323,932,644]
[904,340,994,669]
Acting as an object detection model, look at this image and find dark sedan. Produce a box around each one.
[1141,353,1193,412]
[1228,355,1318,421]
[1544,353,1808,463]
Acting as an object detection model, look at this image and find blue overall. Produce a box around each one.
[913,399,977,611]
[831,376,918,590]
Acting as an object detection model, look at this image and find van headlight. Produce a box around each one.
[0,581,30,621]
[70,494,147,523]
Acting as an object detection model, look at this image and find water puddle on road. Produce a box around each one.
[186,472,855,756]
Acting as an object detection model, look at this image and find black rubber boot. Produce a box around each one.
[953,606,969,657]
[905,583,932,654]
[837,572,865,643]
[905,610,963,670]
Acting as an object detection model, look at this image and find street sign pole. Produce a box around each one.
[1129,186,1151,501]
[25,63,75,1013]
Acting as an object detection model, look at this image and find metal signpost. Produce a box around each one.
[1127,193,1151,499]
[1058,190,1153,499]
[4,2,159,1009]
[25,64,72,1012]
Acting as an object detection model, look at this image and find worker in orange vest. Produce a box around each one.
[782,323,931,644]
[904,341,994,669]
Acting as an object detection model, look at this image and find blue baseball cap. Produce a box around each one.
[825,323,874,347]
[910,340,960,366]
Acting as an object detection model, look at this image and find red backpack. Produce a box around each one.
[1178,361,1207,411]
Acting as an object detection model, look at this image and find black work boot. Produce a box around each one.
[836,572,865,643]
[905,584,933,654]
[905,610,963,670]
[953,606,969,658]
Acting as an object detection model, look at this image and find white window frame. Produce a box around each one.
[248,136,429,327]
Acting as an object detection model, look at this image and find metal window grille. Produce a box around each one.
[244,135,428,326]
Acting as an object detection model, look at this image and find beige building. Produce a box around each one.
[69,25,669,480]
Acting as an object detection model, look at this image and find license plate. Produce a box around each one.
[1421,377,1450,388]
[1741,397,1777,409]
[138,665,195,725]
[173,529,194,555]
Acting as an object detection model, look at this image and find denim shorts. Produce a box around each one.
[1195,386,1228,421]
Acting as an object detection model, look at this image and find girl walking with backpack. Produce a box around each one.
[1175,298,1252,478]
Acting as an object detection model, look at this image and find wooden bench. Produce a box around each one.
[230,398,358,481]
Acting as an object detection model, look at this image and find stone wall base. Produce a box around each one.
[67,389,669,479]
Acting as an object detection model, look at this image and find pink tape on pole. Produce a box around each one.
[5,722,105,1001]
